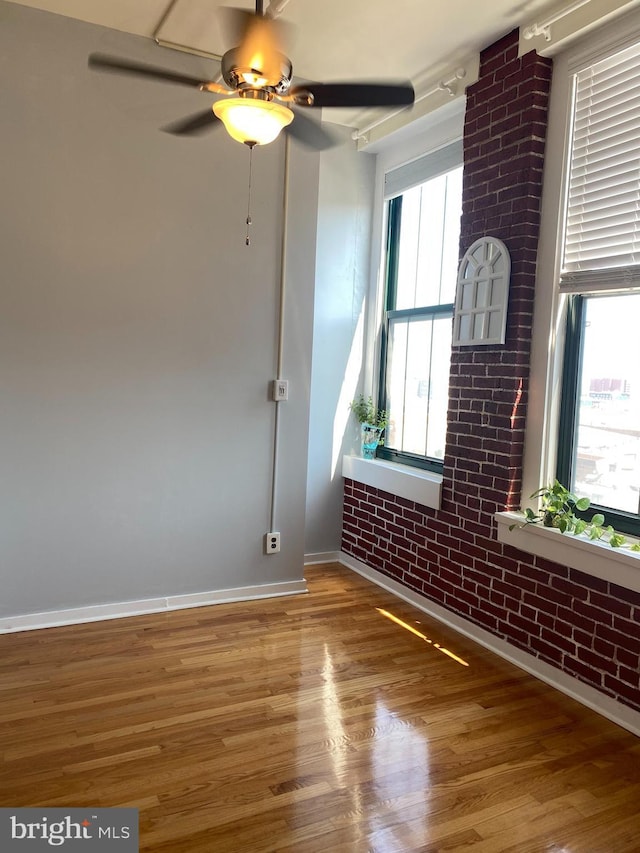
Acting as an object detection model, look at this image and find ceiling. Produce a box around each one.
[7,0,556,132]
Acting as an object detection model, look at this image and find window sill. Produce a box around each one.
[495,511,640,594]
[342,455,442,510]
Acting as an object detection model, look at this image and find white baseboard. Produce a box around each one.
[304,550,341,565]
[0,579,308,634]
[337,552,640,738]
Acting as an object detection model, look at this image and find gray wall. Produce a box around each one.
[305,134,375,555]
[0,2,319,616]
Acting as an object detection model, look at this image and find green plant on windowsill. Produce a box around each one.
[349,395,388,431]
[350,395,389,459]
[511,479,640,551]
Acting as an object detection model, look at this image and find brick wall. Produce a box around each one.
[342,30,640,714]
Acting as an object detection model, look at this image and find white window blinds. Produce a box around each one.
[384,141,462,200]
[561,40,640,292]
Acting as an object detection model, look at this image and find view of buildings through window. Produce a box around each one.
[574,293,640,515]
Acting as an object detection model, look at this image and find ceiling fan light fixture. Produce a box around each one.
[212,98,294,146]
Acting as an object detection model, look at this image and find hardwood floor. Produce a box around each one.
[0,563,638,852]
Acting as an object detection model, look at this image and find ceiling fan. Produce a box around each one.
[88,0,415,150]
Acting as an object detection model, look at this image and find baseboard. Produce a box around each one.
[304,550,341,565]
[0,579,309,634]
[337,552,640,738]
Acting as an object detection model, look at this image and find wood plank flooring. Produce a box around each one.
[0,563,638,852]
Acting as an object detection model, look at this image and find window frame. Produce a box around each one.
[376,184,457,473]
[522,12,640,533]
[557,291,640,536]
[500,12,640,587]
[554,36,640,535]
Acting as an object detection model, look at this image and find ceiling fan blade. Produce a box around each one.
[291,81,415,109]
[88,53,210,89]
[285,113,338,151]
[162,110,221,136]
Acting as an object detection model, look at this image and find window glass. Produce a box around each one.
[386,314,452,459]
[395,169,463,310]
[378,164,462,470]
[571,293,640,516]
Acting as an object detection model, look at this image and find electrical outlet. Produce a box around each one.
[272,379,289,401]
[265,532,281,554]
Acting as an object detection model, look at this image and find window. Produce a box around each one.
[378,145,463,471]
[556,38,640,535]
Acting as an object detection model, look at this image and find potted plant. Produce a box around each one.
[512,479,640,550]
[350,395,388,459]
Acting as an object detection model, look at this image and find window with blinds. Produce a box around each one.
[556,36,640,534]
[561,40,640,293]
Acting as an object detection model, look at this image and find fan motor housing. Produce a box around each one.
[221,48,292,95]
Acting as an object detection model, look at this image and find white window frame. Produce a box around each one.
[524,8,640,505]
[378,145,463,470]
[343,103,465,507]
[506,9,640,585]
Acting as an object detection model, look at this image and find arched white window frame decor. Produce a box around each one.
[453,236,511,346]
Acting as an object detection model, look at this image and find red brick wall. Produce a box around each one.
[341,30,640,714]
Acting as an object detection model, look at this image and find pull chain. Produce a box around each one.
[245,142,255,246]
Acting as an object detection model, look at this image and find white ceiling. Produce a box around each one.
[7,0,556,130]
